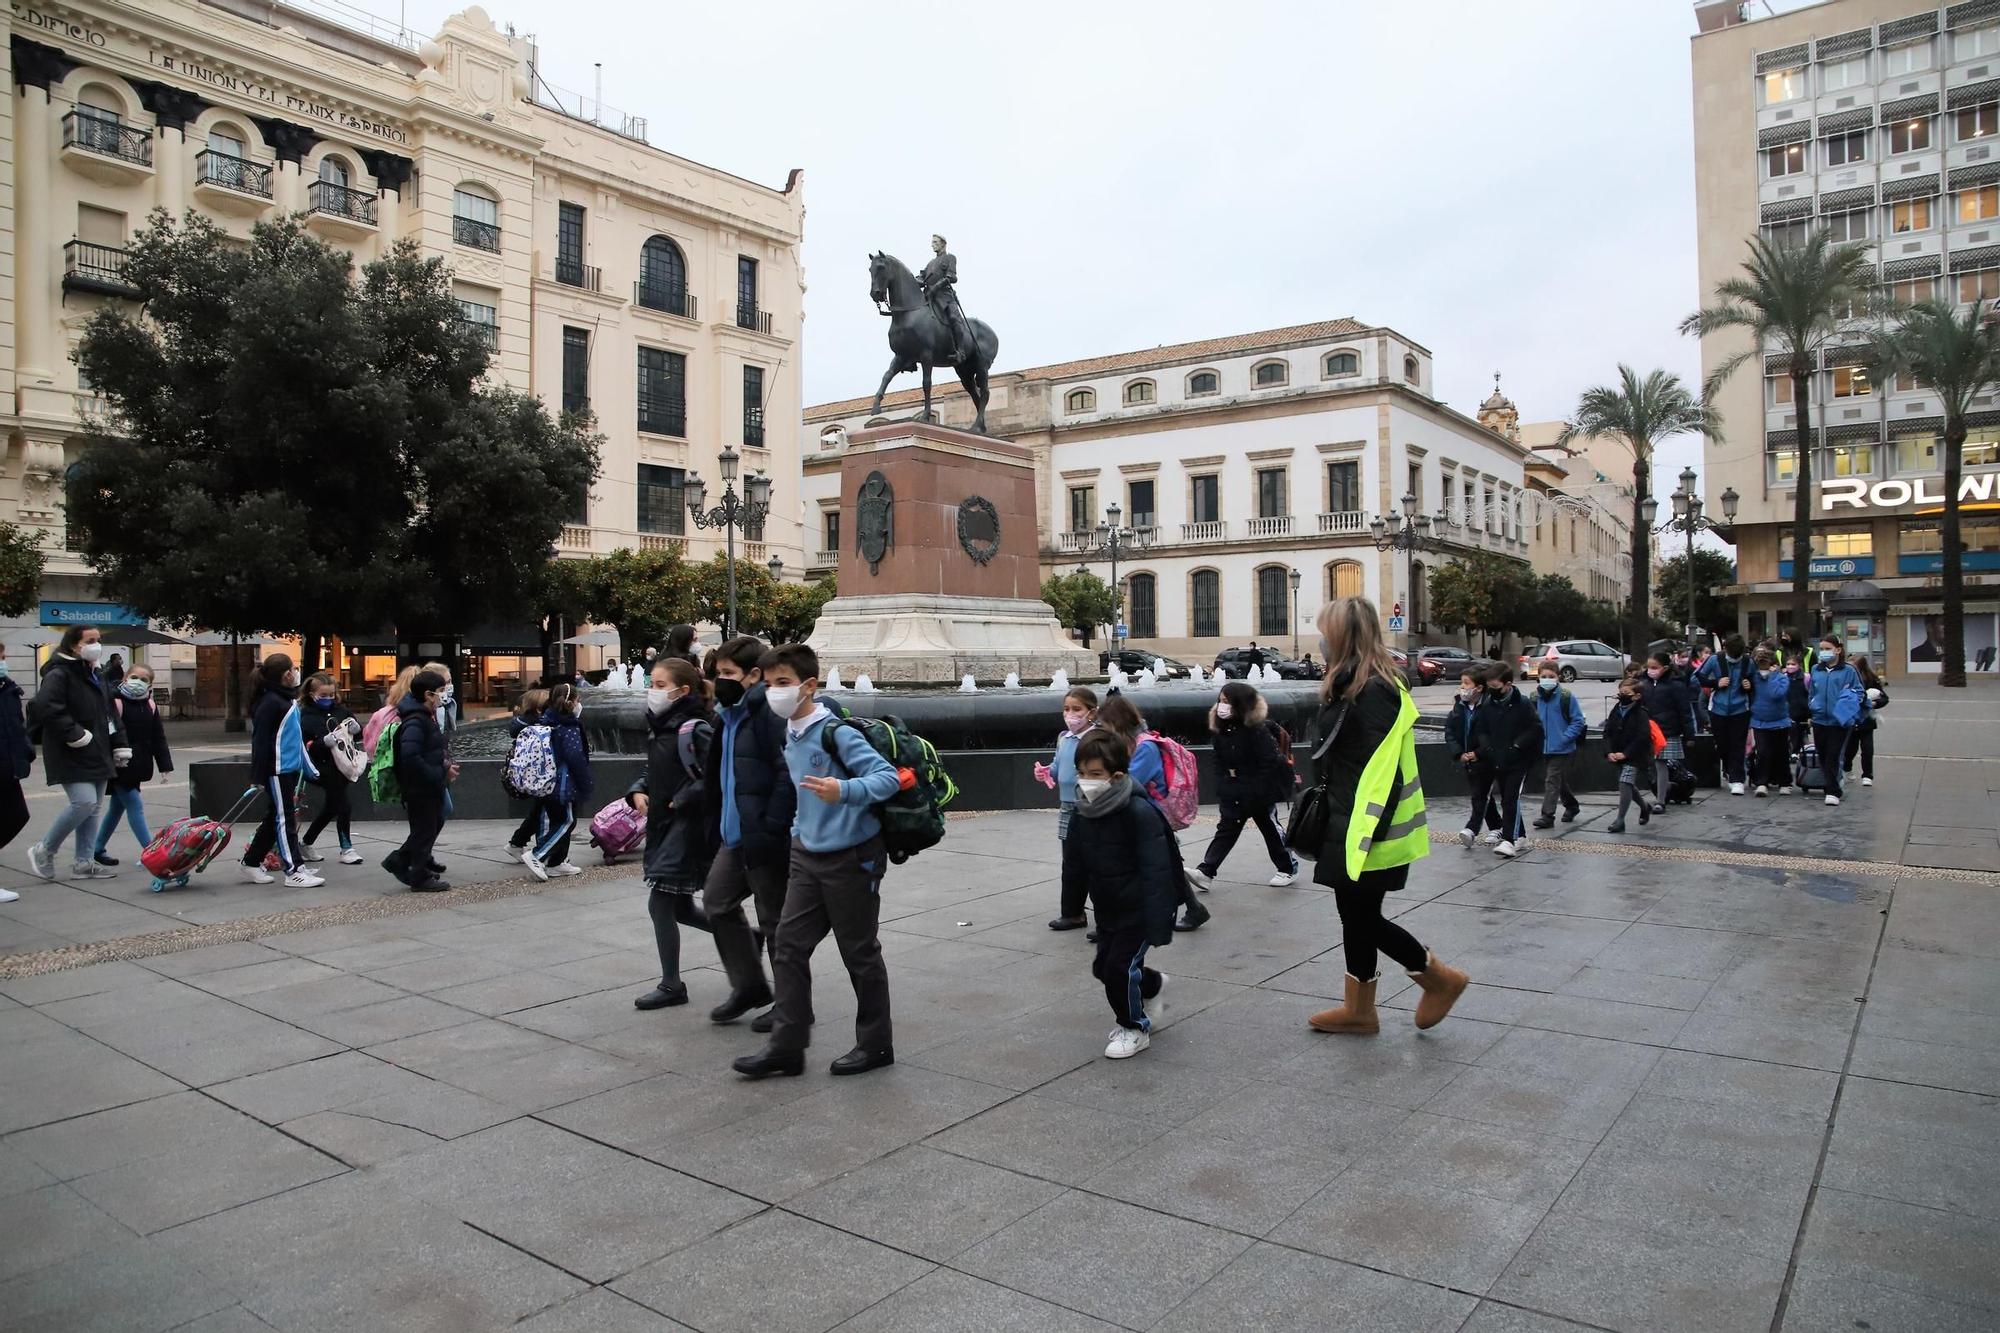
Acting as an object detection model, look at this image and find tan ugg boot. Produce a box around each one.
[1308,974,1379,1035]
[1406,953,1470,1030]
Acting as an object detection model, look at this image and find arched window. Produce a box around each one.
[1327,559,1364,601]
[207,123,248,156]
[1403,354,1421,384]
[71,84,128,156]
[1065,387,1096,413]
[1256,566,1290,637]
[1126,572,1157,639]
[1409,559,1426,629]
[318,156,349,187]
[1124,379,1156,405]
[638,235,689,315]
[1187,369,1219,396]
[451,184,502,252]
[1190,569,1220,638]
[1324,350,1359,377]
[1253,359,1288,387]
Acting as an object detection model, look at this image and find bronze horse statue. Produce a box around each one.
[868,251,1000,434]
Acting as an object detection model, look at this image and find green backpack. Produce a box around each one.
[367,720,403,805]
[821,708,957,863]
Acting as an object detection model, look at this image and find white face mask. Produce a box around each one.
[1076,777,1112,801]
[646,687,677,715]
[766,684,803,719]
[1214,700,1234,720]
[79,642,104,663]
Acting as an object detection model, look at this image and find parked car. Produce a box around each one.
[1100,648,1196,678]
[1213,646,1318,680]
[1420,646,1476,667]
[1390,649,1440,687]
[1417,645,1473,682]
[1518,640,1630,682]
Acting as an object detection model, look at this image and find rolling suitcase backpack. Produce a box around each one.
[587,799,647,864]
[1793,743,1829,793]
[141,786,262,892]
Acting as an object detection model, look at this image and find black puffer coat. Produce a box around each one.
[700,682,798,871]
[1467,686,1543,775]
[1208,697,1288,805]
[1060,777,1177,945]
[30,655,117,786]
[0,675,35,782]
[628,693,715,890]
[1601,699,1654,766]
[1636,672,1695,739]
[109,691,173,789]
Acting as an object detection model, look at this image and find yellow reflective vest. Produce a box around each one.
[1341,686,1429,881]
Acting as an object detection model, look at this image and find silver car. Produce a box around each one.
[1520,640,1629,682]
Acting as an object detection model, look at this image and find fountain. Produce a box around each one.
[1048,669,1071,693]
[1135,668,1158,688]
[1108,667,1128,690]
[1153,658,1168,678]
[959,674,979,693]
[1003,671,1021,689]
[1189,664,1205,685]
[824,666,845,691]
[854,673,878,693]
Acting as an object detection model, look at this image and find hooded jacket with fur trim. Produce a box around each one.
[1208,695,1288,806]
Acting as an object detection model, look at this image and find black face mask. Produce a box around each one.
[713,677,747,708]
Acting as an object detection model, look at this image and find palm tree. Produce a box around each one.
[1681,230,1875,644]
[1558,366,1718,658]
[1860,299,2000,687]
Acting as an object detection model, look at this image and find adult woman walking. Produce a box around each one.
[25,625,122,881]
[1303,597,1468,1036]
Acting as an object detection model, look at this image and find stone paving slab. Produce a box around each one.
[0,780,1996,1331]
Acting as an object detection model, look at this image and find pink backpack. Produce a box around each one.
[1142,730,1200,830]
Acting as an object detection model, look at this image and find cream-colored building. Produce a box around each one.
[4,0,803,696]
[1692,0,2000,676]
[1496,411,1637,608]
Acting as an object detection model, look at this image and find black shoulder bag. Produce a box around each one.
[1286,700,1350,861]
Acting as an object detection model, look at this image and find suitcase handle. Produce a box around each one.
[219,785,264,827]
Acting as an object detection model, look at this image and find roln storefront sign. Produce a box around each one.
[1821,474,2000,511]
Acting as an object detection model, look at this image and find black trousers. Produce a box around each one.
[1812,724,1851,798]
[1092,924,1163,1030]
[243,773,303,873]
[390,793,445,886]
[1330,862,1426,980]
[705,844,788,1002]
[507,805,544,849]
[1752,727,1791,787]
[770,836,890,1054]
[648,886,710,987]
[1461,770,1504,834]
[303,778,353,848]
[1711,712,1751,786]
[0,773,30,853]
[1844,722,1874,779]
[1468,768,1527,842]
[1198,798,1294,875]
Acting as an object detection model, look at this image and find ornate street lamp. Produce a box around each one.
[687,444,773,638]
[1074,500,1154,643]
[1288,567,1303,658]
[1369,491,1454,650]
[1651,465,1738,640]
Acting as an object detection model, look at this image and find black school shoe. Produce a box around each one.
[1531,817,1555,830]
[1047,916,1087,931]
[636,984,689,1010]
[732,1045,805,1079]
[750,1008,776,1034]
[93,852,119,866]
[830,1047,894,1076]
[410,877,452,892]
[708,988,773,1024]
[1561,806,1580,822]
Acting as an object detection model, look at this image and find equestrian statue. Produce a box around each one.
[868,234,1000,434]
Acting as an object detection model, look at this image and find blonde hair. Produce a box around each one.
[383,664,421,709]
[516,687,550,718]
[1317,597,1403,701]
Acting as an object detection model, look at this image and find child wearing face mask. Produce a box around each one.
[1529,660,1585,830]
[91,665,173,867]
[1448,666,1506,849]
[1602,673,1656,833]
[1062,730,1178,1060]
[241,653,323,889]
[1464,664,1542,857]
[1635,651,1695,814]
[503,689,552,857]
[1043,686,1100,931]
[624,658,717,1009]
[297,672,363,866]
[1807,637,1862,806]
[1188,680,1298,888]
[523,682,591,880]
[1747,649,1803,796]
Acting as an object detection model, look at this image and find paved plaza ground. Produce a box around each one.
[0,685,1995,1331]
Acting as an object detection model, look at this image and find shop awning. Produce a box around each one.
[559,629,620,647]
[463,622,545,655]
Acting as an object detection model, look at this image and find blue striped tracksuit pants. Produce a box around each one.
[532,799,575,866]
[243,773,303,874]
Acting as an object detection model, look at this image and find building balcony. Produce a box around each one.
[1180,520,1228,543]
[453,215,501,252]
[62,240,143,299]
[639,533,686,555]
[637,397,686,438]
[1317,510,1366,535]
[1948,139,2000,173]
[1246,515,1293,539]
[1946,220,2000,253]
[306,179,377,236]
[1818,161,1876,194]
[458,317,499,350]
[810,549,839,570]
[1947,57,2000,91]
[194,150,273,213]
[1883,149,1942,188]
[1815,85,1877,118]
[1758,175,1812,207]
[745,541,768,565]
[1755,100,1810,134]
[736,304,773,335]
[1879,228,1942,264]
[60,111,152,184]
[633,282,696,319]
[559,524,594,553]
[555,260,601,293]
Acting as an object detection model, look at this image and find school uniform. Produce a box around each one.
[243,684,316,874]
[1466,686,1543,843]
[1698,652,1755,787]
[1532,681,1586,823]
[1061,775,1177,1032]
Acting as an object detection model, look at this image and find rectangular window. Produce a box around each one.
[1955,24,2000,61]
[455,297,497,347]
[1959,268,2000,303]
[1770,451,1798,484]
[1824,130,1867,167]
[1902,514,2000,555]
[742,365,765,446]
[1128,575,1157,639]
[1255,467,1286,518]
[1957,102,1999,142]
[556,202,585,285]
[1760,66,1804,104]
[1257,569,1288,637]
[822,509,841,555]
[1765,142,1808,177]
[1883,39,1933,77]
[636,464,685,535]
[1823,444,1877,477]
[1127,478,1156,530]
[736,255,759,328]
[1766,373,1794,407]
[1889,275,1936,305]
[1407,461,1423,507]
[1824,208,1870,242]
[1892,431,1938,472]
[1327,460,1360,513]
[560,326,589,414]
[1889,197,1933,233]
[1781,525,1872,561]
[1762,219,1809,248]
[636,346,686,436]
[1068,485,1095,534]
[1191,572,1219,638]
[1820,56,1868,92]
[1889,116,1932,155]
[1191,474,1220,524]
[1831,366,1871,398]
[1463,478,1476,520]
[1959,185,1999,222]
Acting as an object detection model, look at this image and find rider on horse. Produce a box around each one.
[921,234,974,365]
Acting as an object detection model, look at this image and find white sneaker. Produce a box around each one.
[546,862,583,878]
[1493,840,1518,858]
[26,844,53,880]
[339,848,365,865]
[1482,831,1502,846]
[1457,829,1475,849]
[1729,782,1745,795]
[242,864,275,885]
[71,862,115,879]
[1268,870,1297,886]
[284,869,326,888]
[523,849,548,882]
[1185,866,1213,892]
[300,845,324,864]
[1755,785,1769,797]
[1825,794,1841,807]
[0,887,18,903]
[1104,1027,1151,1059]
[1861,777,1874,787]
[1779,786,1794,796]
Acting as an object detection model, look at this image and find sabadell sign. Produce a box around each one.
[1821,473,2000,512]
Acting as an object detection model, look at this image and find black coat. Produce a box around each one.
[110,693,173,788]
[1061,783,1177,945]
[0,676,34,782]
[299,698,357,787]
[627,694,715,889]
[1467,687,1544,774]
[392,692,448,799]
[1637,673,1695,739]
[700,683,799,871]
[1209,699,1288,806]
[1310,673,1405,874]
[30,655,118,786]
[1602,701,1654,765]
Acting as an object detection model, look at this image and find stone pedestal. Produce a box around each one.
[808,422,1094,683]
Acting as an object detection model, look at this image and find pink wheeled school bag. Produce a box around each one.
[141,786,261,892]
[587,799,647,864]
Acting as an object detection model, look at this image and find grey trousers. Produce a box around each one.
[1540,752,1580,818]
[703,843,790,1002]
[769,835,891,1055]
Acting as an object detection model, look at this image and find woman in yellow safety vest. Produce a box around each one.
[1306,596,1472,1035]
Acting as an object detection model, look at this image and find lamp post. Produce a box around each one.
[1288,567,1303,658]
[1369,491,1455,652]
[1651,465,1739,643]
[1074,500,1154,644]
[686,445,773,639]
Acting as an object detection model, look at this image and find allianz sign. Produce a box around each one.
[1821,473,2000,512]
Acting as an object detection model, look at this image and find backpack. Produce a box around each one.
[1265,720,1299,795]
[823,707,958,863]
[1647,719,1667,757]
[322,720,367,783]
[1143,730,1201,831]
[676,717,708,781]
[504,723,558,799]
[367,719,402,804]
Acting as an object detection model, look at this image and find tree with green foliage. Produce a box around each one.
[693,554,775,641]
[1040,570,1117,647]
[1653,548,1739,637]
[1428,553,1535,645]
[1521,574,1590,640]
[760,573,838,645]
[577,547,699,653]
[0,523,44,620]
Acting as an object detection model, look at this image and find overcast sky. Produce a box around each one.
[392,0,1717,500]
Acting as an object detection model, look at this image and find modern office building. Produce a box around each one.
[1693,0,2000,675]
[802,321,1533,662]
[3,0,804,701]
